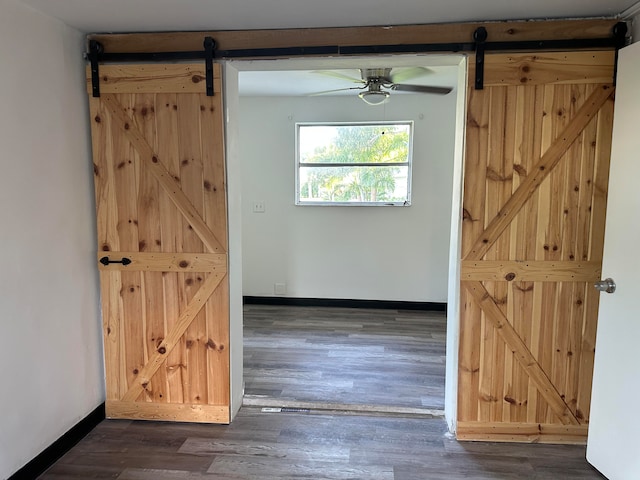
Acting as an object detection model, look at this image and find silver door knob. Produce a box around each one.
[594,278,616,294]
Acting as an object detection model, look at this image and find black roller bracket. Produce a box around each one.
[613,21,628,49]
[88,40,104,98]
[474,27,488,90]
[99,256,132,266]
[612,21,629,86]
[204,36,216,97]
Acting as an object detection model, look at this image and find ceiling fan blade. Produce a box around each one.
[309,86,365,96]
[389,67,434,84]
[391,84,453,95]
[311,70,364,83]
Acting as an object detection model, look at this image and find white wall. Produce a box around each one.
[0,0,103,477]
[239,90,457,302]
[223,64,245,419]
[444,57,468,430]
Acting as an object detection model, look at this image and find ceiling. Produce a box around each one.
[17,0,638,34]
[238,64,460,97]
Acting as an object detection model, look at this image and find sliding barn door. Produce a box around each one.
[87,64,230,423]
[458,51,615,443]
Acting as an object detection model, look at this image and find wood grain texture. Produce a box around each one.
[176,93,209,406]
[100,92,225,254]
[99,270,122,401]
[106,401,229,423]
[40,410,605,479]
[88,63,230,423]
[122,273,225,402]
[464,281,579,426]
[243,305,446,410]
[457,82,489,425]
[87,18,617,53]
[132,93,166,403]
[468,51,616,87]
[85,64,219,94]
[456,421,589,444]
[458,50,615,442]
[464,84,614,262]
[461,260,601,282]
[97,252,227,272]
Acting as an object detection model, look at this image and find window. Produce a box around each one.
[296,122,413,206]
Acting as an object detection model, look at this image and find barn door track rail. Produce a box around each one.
[86,21,627,95]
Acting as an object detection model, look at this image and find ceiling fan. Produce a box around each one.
[311,67,453,105]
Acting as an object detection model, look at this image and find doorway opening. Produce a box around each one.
[225,55,467,425]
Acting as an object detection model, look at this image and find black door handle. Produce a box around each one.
[99,256,132,266]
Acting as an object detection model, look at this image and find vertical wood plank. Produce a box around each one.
[199,84,230,407]
[200,81,228,249]
[477,312,494,421]
[562,84,587,419]
[576,88,598,263]
[132,93,169,403]
[154,93,187,404]
[484,86,511,423]
[99,271,121,401]
[575,92,614,421]
[206,281,231,407]
[549,86,572,422]
[177,93,208,405]
[90,98,120,255]
[110,94,145,399]
[526,85,545,424]
[90,96,123,402]
[509,85,536,423]
[535,84,556,424]
[458,82,490,423]
[524,85,545,424]
[570,89,598,422]
[504,85,521,423]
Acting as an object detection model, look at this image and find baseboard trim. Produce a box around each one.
[243,296,446,312]
[9,402,105,480]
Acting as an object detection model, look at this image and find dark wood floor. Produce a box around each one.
[243,305,446,411]
[41,408,604,479]
[40,305,604,479]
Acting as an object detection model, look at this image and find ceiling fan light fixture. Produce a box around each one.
[358,89,390,105]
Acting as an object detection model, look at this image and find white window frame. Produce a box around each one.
[295,121,414,206]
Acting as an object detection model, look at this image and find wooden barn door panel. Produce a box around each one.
[458,52,615,443]
[88,64,230,423]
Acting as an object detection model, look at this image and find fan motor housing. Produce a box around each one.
[361,68,393,83]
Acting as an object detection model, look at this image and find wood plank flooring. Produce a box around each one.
[243,305,446,411]
[40,408,604,479]
[40,304,603,479]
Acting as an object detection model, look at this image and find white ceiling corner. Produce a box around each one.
[620,0,640,18]
[16,0,638,34]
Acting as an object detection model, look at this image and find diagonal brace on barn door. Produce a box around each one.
[463,281,580,425]
[464,85,614,261]
[100,94,226,254]
[122,272,225,402]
